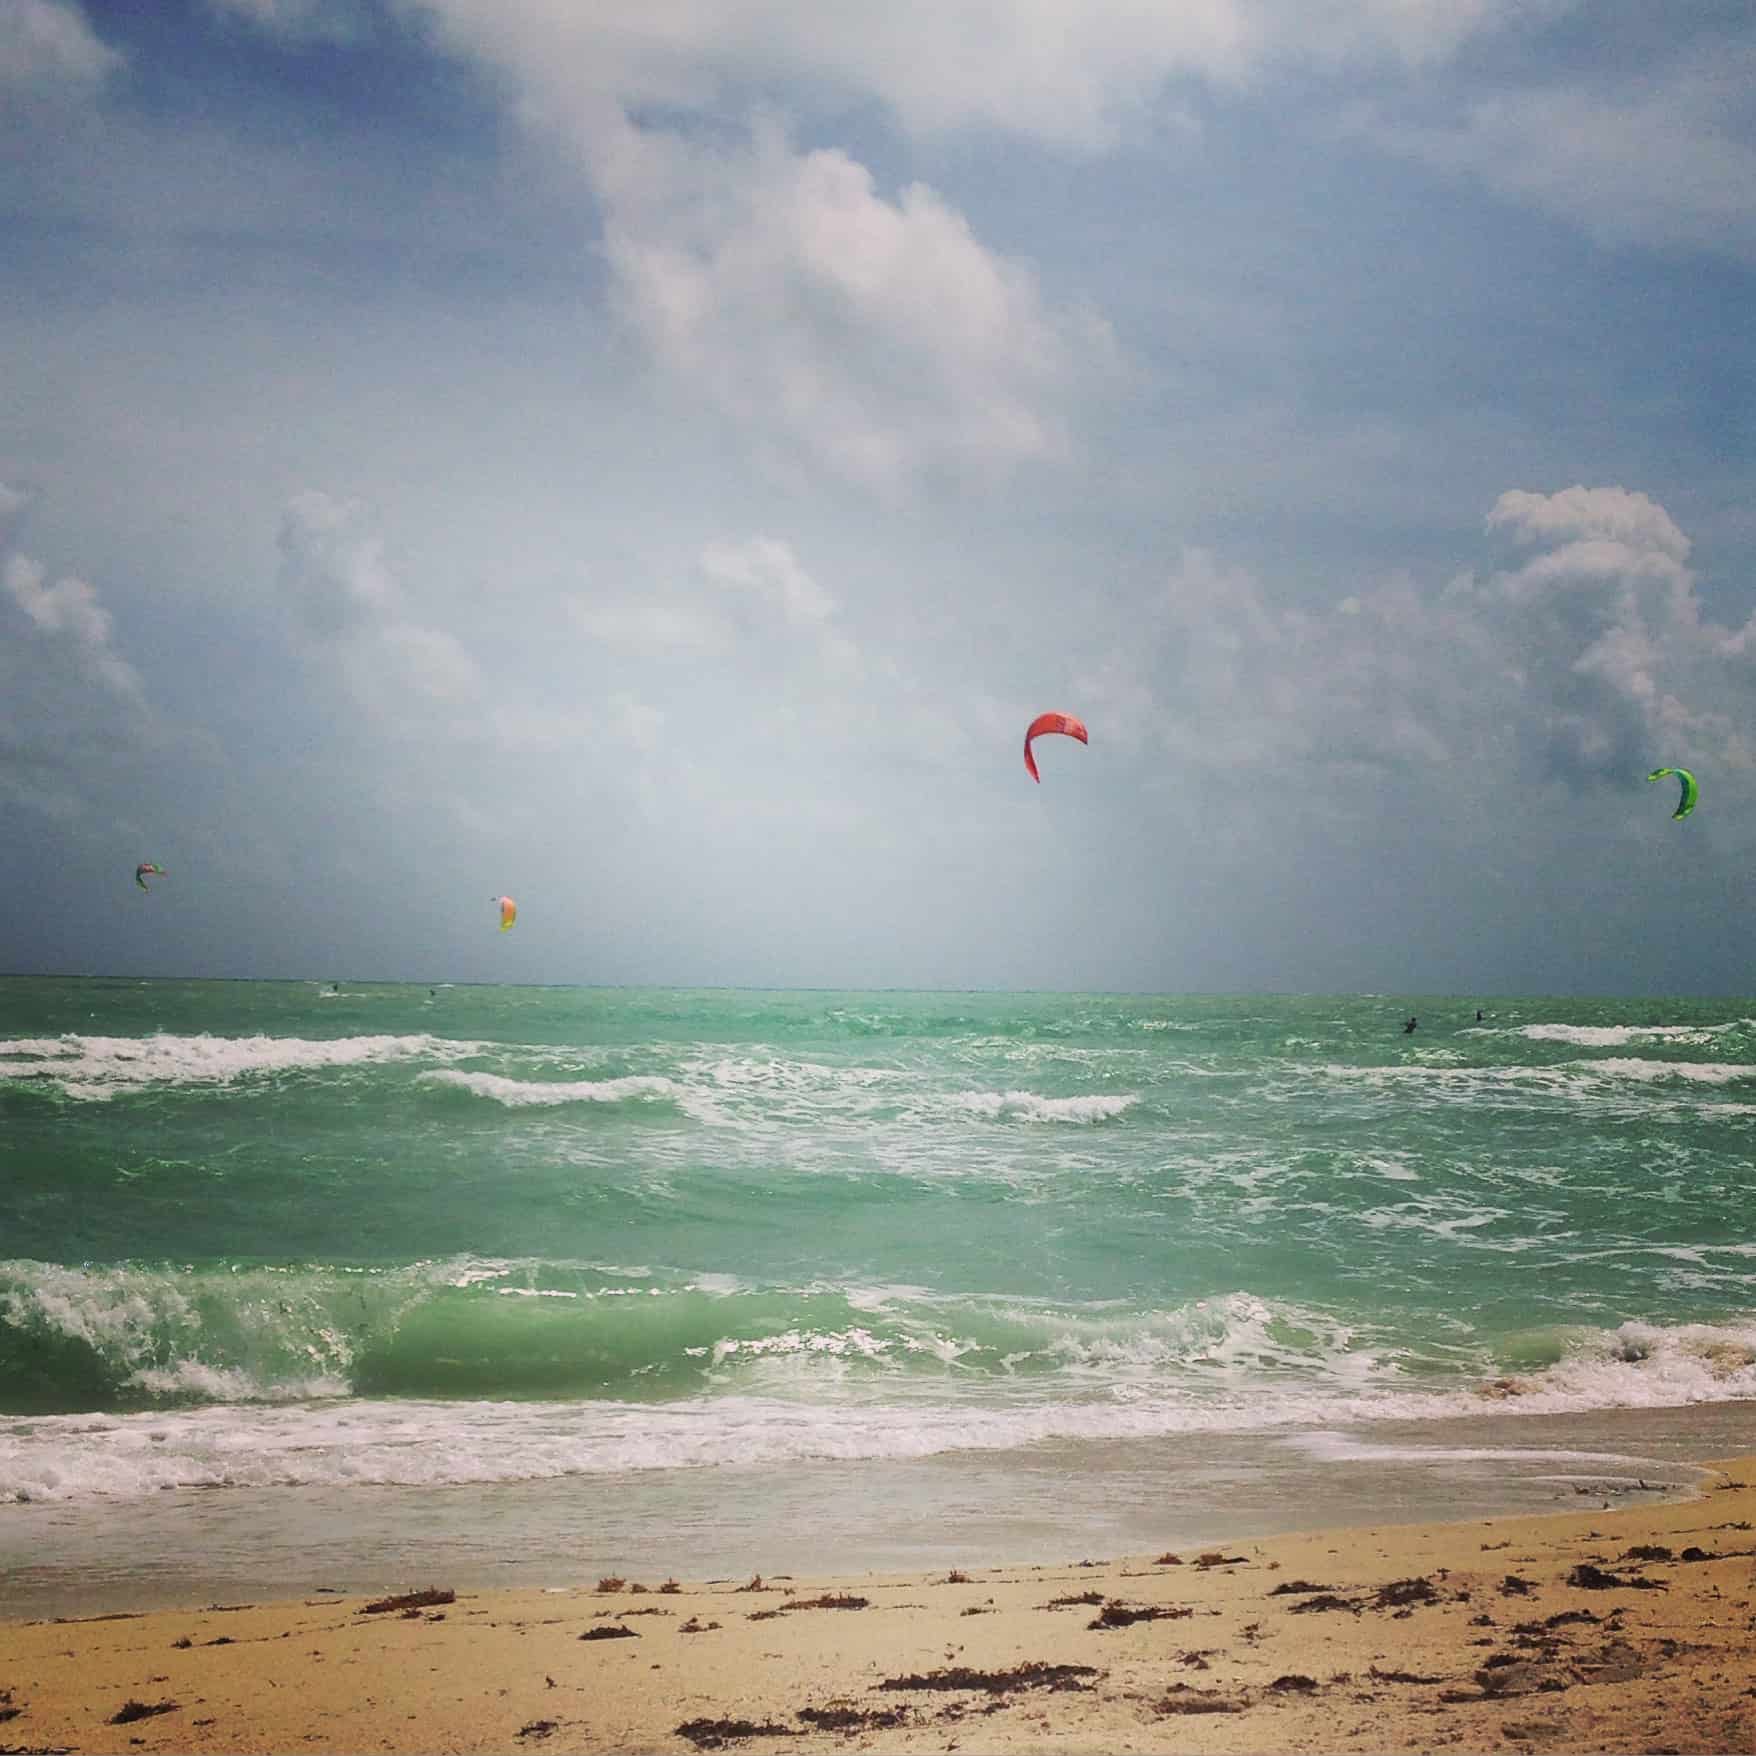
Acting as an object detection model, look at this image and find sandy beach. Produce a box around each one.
[7,1457,1756,1754]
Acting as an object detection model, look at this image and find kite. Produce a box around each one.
[496,895,517,931]
[1647,767,1698,821]
[1023,712,1088,784]
[135,863,166,891]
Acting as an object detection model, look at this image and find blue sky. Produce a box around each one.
[3,0,1754,992]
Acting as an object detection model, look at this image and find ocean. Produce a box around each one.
[5,979,1756,1615]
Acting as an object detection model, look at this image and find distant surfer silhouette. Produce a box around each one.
[1476,1009,1484,1023]
[1403,1016,1418,1034]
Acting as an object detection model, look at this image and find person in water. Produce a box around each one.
[1403,1016,1418,1034]
[1476,1009,1484,1023]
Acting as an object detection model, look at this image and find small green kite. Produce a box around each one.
[1647,767,1698,820]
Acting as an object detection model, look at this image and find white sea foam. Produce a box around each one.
[126,1361,348,1401]
[419,1070,681,1107]
[5,1319,1754,1503]
[9,1299,1756,1503]
[1319,1057,1755,1108]
[1573,1058,1752,1084]
[1521,1022,1738,1047]
[0,1260,403,1402]
[951,1091,1137,1123]
[0,1032,482,1099]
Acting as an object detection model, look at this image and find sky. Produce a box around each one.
[2,0,1754,994]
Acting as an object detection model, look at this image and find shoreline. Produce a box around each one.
[11,1398,1756,1624]
[7,1455,1756,1753]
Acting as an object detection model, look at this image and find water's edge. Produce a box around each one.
[8,1401,1753,1621]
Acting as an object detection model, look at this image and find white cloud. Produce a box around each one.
[699,536,834,626]
[277,491,404,635]
[594,120,1111,493]
[365,7,1126,492]
[1102,485,1751,800]
[0,490,156,828]
[572,535,854,675]
[378,621,480,704]
[408,0,1543,151]
[4,553,141,700]
[1488,485,1690,563]
[1353,42,1756,261]
[0,0,120,97]
[356,3,1549,493]
[276,491,481,706]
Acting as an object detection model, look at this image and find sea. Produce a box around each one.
[6,979,1756,1616]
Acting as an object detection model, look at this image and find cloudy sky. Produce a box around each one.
[3,0,1754,993]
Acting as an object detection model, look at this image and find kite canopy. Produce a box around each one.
[1023,711,1089,783]
[1647,767,1698,820]
[496,895,517,932]
[134,863,166,891]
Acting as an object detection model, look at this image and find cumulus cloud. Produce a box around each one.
[593,120,1112,493]
[200,1,1548,495]
[0,0,120,97]
[362,7,1122,492]
[1488,485,1691,563]
[276,492,480,705]
[0,485,149,824]
[3,547,141,702]
[1106,485,1750,805]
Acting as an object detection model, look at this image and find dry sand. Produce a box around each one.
[7,1457,1756,1754]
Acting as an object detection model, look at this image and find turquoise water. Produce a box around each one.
[5,979,1756,1604]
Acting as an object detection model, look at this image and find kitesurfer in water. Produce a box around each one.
[1403,1016,1418,1034]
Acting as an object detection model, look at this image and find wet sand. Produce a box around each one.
[6,1455,1756,1753]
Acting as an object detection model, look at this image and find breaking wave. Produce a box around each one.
[0,1032,479,1101]
[950,1091,1137,1123]
[7,1298,1756,1502]
[419,1071,683,1108]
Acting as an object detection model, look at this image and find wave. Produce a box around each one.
[1519,1022,1746,1048]
[1573,1058,1755,1085]
[0,1032,482,1101]
[8,1311,1756,1503]
[0,1264,1342,1411]
[1319,1057,1756,1106]
[419,1071,682,1108]
[9,1256,1756,1433]
[949,1090,1137,1123]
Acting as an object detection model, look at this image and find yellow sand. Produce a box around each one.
[7,1457,1756,1753]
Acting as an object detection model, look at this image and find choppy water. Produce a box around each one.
[5,981,1756,1607]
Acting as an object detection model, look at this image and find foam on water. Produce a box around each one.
[1579,1058,1753,1084]
[9,1312,1756,1503]
[7,982,1756,1529]
[0,1031,481,1100]
[1520,1022,1744,1047]
[950,1090,1138,1123]
[419,1070,682,1107]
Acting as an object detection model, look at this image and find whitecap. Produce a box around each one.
[419,1070,681,1107]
